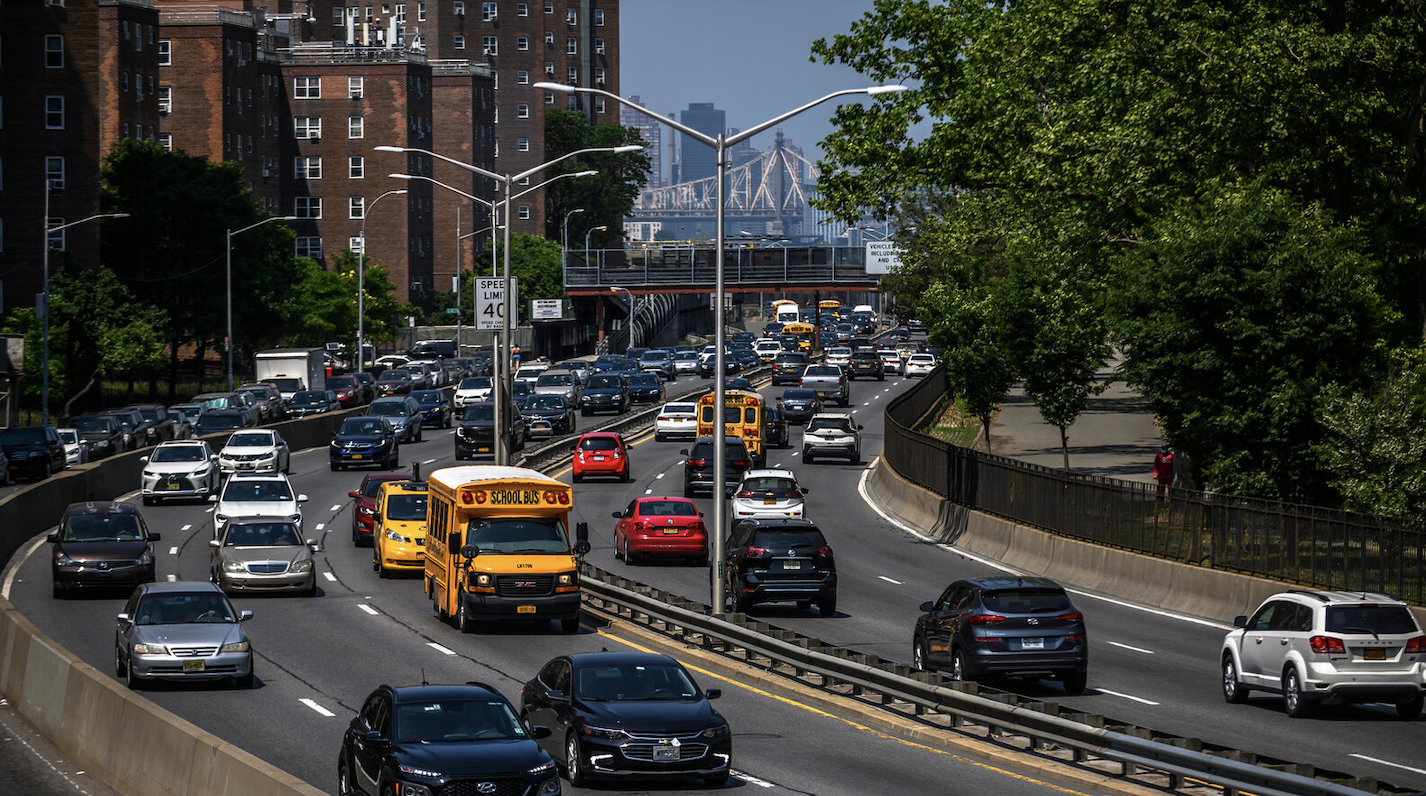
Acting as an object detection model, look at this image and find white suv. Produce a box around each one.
[731,468,809,520]
[1221,590,1426,719]
[210,472,309,539]
[802,413,863,464]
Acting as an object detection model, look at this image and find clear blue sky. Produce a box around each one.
[619,0,880,181]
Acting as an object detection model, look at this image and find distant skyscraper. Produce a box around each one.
[621,95,663,188]
[679,103,725,183]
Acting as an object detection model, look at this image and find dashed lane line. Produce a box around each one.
[300,698,335,717]
[1108,641,1155,655]
[357,604,379,616]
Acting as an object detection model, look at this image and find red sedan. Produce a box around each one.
[571,432,631,483]
[347,471,411,546]
[612,496,708,565]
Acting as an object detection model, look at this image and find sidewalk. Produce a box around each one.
[985,363,1162,484]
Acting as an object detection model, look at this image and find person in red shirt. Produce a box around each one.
[1153,445,1175,497]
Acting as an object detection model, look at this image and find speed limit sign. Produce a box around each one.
[476,278,505,331]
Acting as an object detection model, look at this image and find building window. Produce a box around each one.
[517,103,529,118]
[517,69,529,84]
[481,36,495,55]
[517,36,529,50]
[566,95,577,111]
[518,205,531,220]
[517,2,528,15]
[544,31,554,45]
[48,219,67,252]
[545,91,555,104]
[595,96,605,113]
[349,236,365,254]
[566,8,576,25]
[45,35,64,68]
[517,137,529,152]
[348,76,364,99]
[45,96,64,129]
[544,61,554,75]
[567,66,577,83]
[482,1,497,21]
[594,66,605,84]
[296,237,323,258]
[333,7,345,25]
[594,37,604,54]
[294,197,322,218]
[349,116,364,138]
[295,156,322,179]
[567,37,576,55]
[418,1,426,21]
[46,157,66,191]
[294,116,322,139]
[395,3,406,23]
[454,35,466,50]
[158,86,172,113]
[158,133,172,151]
[453,1,465,15]
[294,76,321,99]
[544,1,553,13]
[350,196,366,219]
[157,38,171,65]
[349,156,364,178]
[594,8,604,25]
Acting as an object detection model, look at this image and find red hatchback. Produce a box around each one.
[571,432,631,483]
[348,471,411,546]
[612,496,708,565]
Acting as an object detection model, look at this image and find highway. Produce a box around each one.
[5,366,1426,794]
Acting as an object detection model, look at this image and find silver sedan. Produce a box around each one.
[209,518,318,596]
[114,581,254,689]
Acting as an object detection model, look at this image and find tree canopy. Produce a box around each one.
[542,108,651,250]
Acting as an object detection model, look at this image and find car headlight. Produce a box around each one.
[330,441,341,449]
[288,513,302,523]
[290,559,313,573]
[397,762,442,779]
[137,550,153,565]
[528,760,556,777]
[557,573,575,586]
[581,724,626,740]
[132,643,168,655]
[223,560,246,574]
[55,552,74,567]
[359,506,376,516]
[220,640,250,653]
[215,514,230,525]
[191,465,209,476]
[700,723,730,739]
[384,529,408,543]
[475,573,492,586]
[142,470,157,479]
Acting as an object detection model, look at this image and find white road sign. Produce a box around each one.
[476,277,505,331]
[866,241,905,275]
[531,299,562,320]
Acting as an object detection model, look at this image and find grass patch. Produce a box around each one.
[917,395,984,448]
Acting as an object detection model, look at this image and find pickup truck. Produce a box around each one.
[798,364,850,407]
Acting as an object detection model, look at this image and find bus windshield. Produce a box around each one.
[465,517,569,554]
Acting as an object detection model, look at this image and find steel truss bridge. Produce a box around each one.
[563,243,880,296]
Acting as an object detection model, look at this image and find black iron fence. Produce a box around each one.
[884,366,1426,605]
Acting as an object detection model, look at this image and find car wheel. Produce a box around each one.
[704,771,730,787]
[950,649,969,682]
[627,548,640,566]
[337,761,355,796]
[456,599,473,633]
[1396,694,1424,720]
[803,448,814,462]
[561,615,581,634]
[818,593,837,617]
[581,408,591,417]
[1282,667,1310,718]
[565,734,587,787]
[878,375,885,381]
[142,495,153,506]
[330,462,340,472]
[573,472,583,483]
[416,427,423,442]
[114,645,127,677]
[124,648,143,690]
[1222,655,1249,704]
[853,452,862,465]
[43,460,52,480]
[655,432,665,441]
[620,466,631,483]
[730,587,751,614]
[614,538,625,562]
[684,484,695,499]
[913,639,928,672]
[1061,671,1088,695]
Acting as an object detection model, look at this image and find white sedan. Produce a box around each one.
[141,440,219,504]
[824,346,852,367]
[453,376,493,408]
[905,353,938,377]
[654,401,699,442]
[217,430,291,476]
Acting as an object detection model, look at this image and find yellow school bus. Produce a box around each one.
[818,299,842,319]
[697,389,767,467]
[423,465,590,633]
[780,322,816,352]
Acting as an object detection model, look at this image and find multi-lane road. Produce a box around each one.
[5,366,1426,795]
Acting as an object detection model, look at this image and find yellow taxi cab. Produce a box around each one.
[373,480,429,578]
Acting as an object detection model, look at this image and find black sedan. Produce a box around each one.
[338,682,558,796]
[329,416,399,471]
[520,652,731,787]
[70,415,125,459]
[626,372,665,405]
[580,373,630,416]
[777,388,823,424]
[521,395,576,437]
[410,389,453,428]
[287,389,341,417]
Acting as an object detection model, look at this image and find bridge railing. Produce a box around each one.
[565,245,879,288]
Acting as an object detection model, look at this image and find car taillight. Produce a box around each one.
[787,491,803,499]
[657,416,668,421]
[735,490,754,498]
[612,449,622,458]
[687,458,706,467]
[576,450,585,460]
[1058,612,1084,623]
[816,545,833,556]
[632,521,644,530]
[747,546,768,556]
[968,614,1006,625]
[1309,635,1346,654]
[1404,636,1426,653]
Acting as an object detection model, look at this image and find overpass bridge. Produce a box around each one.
[563,243,882,297]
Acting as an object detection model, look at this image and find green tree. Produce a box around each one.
[1317,353,1426,518]
[543,109,651,250]
[306,249,417,346]
[457,235,564,323]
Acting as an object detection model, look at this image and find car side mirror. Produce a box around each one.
[148,532,162,542]
[240,610,254,621]
[611,511,623,519]
[209,539,221,548]
[1233,615,1248,628]
[705,688,721,700]
[544,688,569,702]
[47,532,59,543]
[363,730,384,744]
[856,425,864,431]
[307,540,319,551]
[117,612,132,623]
[573,521,591,556]
[297,494,309,503]
[140,455,150,463]
[528,724,553,739]
[349,490,361,499]
[207,494,218,503]
[679,449,689,456]
[461,544,480,560]
[919,601,936,612]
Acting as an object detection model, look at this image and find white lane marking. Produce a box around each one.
[1108,641,1155,655]
[878,575,904,585]
[428,642,457,656]
[329,504,342,511]
[315,523,325,531]
[423,458,438,464]
[644,489,653,495]
[181,524,192,531]
[358,604,379,615]
[323,572,337,581]
[655,473,665,479]
[732,770,774,788]
[168,546,179,555]
[863,402,872,406]
[855,461,1234,631]
[790,452,799,457]
[300,698,336,717]
[4,536,52,599]
[1094,688,1160,706]
[1349,755,1426,776]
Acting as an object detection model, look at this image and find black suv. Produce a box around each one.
[70,414,125,459]
[724,518,837,616]
[771,352,810,385]
[101,407,153,451]
[338,682,558,796]
[0,425,67,481]
[129,403,178,445]
[454,401,526,459]
[913,576,1088,694]
[847,351,885,380]
[681,436,754,498]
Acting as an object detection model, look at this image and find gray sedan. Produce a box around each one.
[209,518,318,596]
[114,581,254,689]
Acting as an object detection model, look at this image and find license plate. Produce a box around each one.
[663,528,679,535]
[653,742,680,761]
[763,499,776,505]
[182,660,206,672]
[593,456,606,461]
[1364,648,1386,660]
[163,483,180,491]
[779,560,802,570]
[477,446,491,453]
[351,454,363,459]
[517,604,537,614]
[1021,638,1044,650]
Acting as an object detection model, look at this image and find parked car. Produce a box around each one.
[571,432,631,483]
[194,409,256,435]
[579,373,630,416]
[69,414,125,459]
[681,437,754,498]
[140,440,219,504]
[914,576,1089,694]
[777,388,823,424]
[114,581,254,689]
[237,382,286,421]
[210,472,308,538]
[520,394,576,438]
[626,372,666,405]
[330,416,400,471]
[453,376,493,409]
[519,652,730,787]
[1,425,67,481]
[339,682,558,796]
[286,389,341,417]
[454,401,526,459]
[612,496,708,565]
[57,427,89,468]
[217,429,291,476]
[410,389,453,429]
[129,403,178,445]
[368,396,423,443]
[49,501,159,596]
[347,471,412,546]
[1221,590,1425,718]
[654,401,698,441]
[802,413,863,464]
[724,518,837,616]
[209,518,318,596]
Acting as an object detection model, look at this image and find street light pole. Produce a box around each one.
[41,184,129,426]
[562,208,584,278]
[584,224,607,267]
[227,215,298,392]
[356,190,406,377]
[535,80,908,612]
[609,285,635,350]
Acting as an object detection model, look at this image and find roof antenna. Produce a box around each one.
[421,667,429,686]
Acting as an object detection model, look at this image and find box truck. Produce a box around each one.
[254,348,327,404]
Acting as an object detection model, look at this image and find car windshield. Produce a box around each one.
[362,478,399,498]
[413,392,444,405]
[537,373,574,386]
[378,371,409,381]
[394,698,527,743]
[807,417,852,433]
[199,397,232,410]
[579,436,619,451]
[1,428,46,445]
[1325,605,1420,635]
[459,377,491,390]
[370,402,410,417]
[221,480,294,502]
[227,432,272,448]
[783,390,816,401]
[326,377,356,389]
[587,375,622,389]
[512,382,531,397]
[386,494,427,521]
[675,352,698,361]
[981,588,1073,614]
[176,405,203,419]
[465,517,569,554]
[525,396,564,410]
[662,403,695,415]
[462,405,495,421]
[576,662,700,701]
[340,418,388,435]
[136,407,164,422]
[751,529,827,549]
[639,500,698,517]
[628,374,658,387]
[639,352,668,363]
[150,444,205,463]
[740,477,798,496]
[775,354,806,364]
[61,513,144,542]
[134,592,237,625]
[225,522,302,547]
